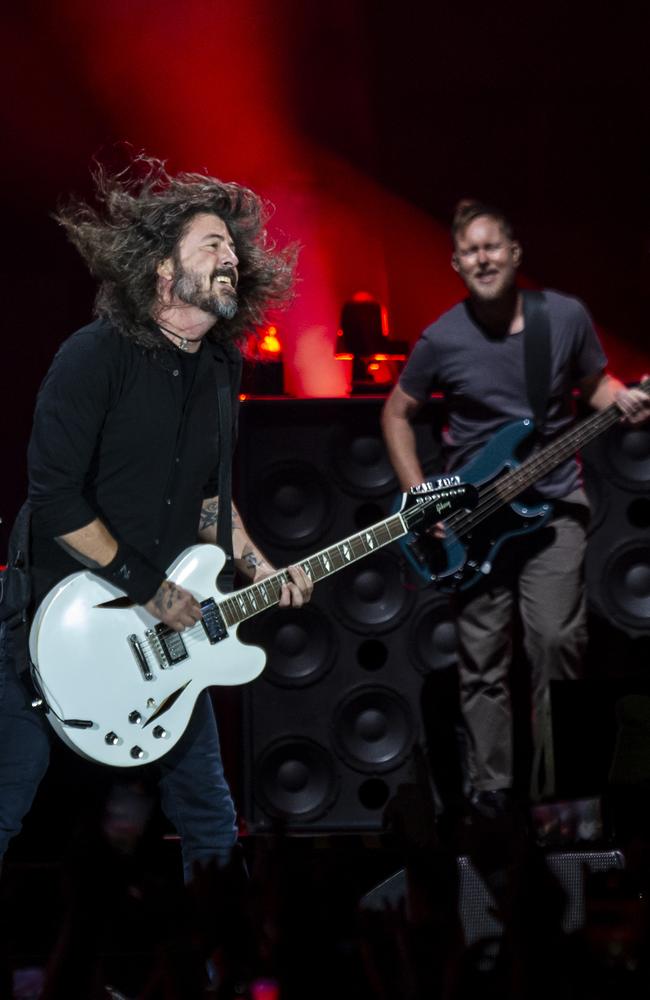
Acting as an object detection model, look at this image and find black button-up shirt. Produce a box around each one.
[28,318,241,604]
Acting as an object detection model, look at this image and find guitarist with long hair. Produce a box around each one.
[0,155,312,881]
[382,199,649,816]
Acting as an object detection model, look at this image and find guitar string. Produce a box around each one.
[137,516,409,657]
[140,531,390,650]
[139,466,535,659]
[138,573,292,657]
[401,394,631,557]
[460,380,650,535]
[413,396,629,544]
[137,478,504,661]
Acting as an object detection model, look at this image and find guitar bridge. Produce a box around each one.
[129,633,154,680]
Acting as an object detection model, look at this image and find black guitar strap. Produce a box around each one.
[523,290,552,434]
[214,349,237,594]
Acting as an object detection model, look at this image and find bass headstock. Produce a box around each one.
[400,478,479,533]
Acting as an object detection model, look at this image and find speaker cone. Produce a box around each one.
[598,540,650,633]
[249,460,334,548]
[583,424,650,492]
[255,738,339,821]
[332,551,414,634]
[245,605,338,688]
[331,428,397,497]
[332,685,416,773]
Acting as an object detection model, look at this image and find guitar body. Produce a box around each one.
[29,545,265,767]
[403,420,553,591]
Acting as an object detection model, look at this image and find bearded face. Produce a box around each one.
[163,212,240,321]
[171,259,239,320]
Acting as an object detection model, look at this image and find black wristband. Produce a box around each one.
[95,543,165,606]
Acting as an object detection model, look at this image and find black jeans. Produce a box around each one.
[0,623,50,858]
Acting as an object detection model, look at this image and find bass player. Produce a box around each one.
[382,199,650,816]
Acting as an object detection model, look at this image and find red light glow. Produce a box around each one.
[260,327,282,354]
[6,1,646,399]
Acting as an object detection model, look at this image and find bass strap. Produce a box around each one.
[522,289,552,434]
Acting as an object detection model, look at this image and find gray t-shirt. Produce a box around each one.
[399,290,608,499]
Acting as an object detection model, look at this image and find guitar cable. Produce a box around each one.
[29,663,94,729]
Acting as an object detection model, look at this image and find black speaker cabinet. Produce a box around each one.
[582,420,650,638]
[234,397,462,832]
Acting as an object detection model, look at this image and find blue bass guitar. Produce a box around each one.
[403,377,649,592]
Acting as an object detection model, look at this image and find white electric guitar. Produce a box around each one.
[29,482,477,767]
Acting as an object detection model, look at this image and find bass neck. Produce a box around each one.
[494,377,650,505]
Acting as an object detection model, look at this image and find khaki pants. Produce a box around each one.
[455,502,589,796]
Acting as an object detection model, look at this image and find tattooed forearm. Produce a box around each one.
[199,498,220,531]
[229,502,276,580]
[243,550,269,572]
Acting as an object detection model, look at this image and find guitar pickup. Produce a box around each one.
[153,625,188,666]
[199,598,228,645]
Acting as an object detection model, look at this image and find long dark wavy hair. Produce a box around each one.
[55,154,298,349]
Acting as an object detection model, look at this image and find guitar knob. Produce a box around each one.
[153,726,168,739]
[128,711,142,724]
[130,746,145,759]
[105,732,119,745]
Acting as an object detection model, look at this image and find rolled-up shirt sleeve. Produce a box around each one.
[28,333,115,538]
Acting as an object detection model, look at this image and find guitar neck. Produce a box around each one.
[217,514,407,628]
[495,377,650,504]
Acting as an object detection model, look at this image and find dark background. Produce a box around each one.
[2,0,649,544]
[1,2,649,853]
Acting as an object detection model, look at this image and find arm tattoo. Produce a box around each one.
[244,551,264,570]
[151,581,181,615]
[199,498,219,531]
[165,583,181,611]
[241,546,270,573]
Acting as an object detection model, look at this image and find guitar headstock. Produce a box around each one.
[400,479,479,532]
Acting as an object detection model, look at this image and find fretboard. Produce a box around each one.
[494,376,650,505]
[218,514,406,627]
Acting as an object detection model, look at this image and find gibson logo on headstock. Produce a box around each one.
[410,479,467,513]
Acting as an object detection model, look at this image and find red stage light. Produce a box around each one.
[260,326,282,355]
